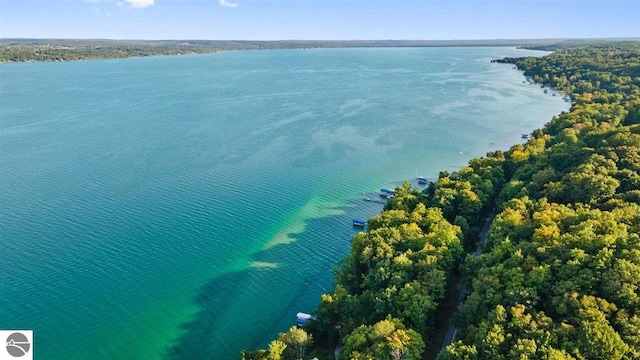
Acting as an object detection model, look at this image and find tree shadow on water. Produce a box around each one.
[164,269,272,360]
[164,198,383,360]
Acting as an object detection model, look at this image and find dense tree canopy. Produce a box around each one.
[340,317,425,360]
[442,43,640,360]
[244,43,640,359]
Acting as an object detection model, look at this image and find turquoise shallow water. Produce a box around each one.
[0,47,568,359]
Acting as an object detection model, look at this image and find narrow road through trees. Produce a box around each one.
[441,214,495,349]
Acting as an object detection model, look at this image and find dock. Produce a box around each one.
[362,192,387,204]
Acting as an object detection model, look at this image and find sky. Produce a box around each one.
[0,0,639,40]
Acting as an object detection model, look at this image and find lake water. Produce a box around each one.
[0,47,568,359]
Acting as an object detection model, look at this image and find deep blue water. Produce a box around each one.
[0,47,568,359]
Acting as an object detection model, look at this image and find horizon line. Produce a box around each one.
[2,36,639,42]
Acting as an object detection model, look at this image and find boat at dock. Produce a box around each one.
[380,188,395,197]
[296,312,316,325]
[417,177,429,184]
[352,218,366,227]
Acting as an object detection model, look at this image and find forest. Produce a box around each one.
[0,39,222,62]
[241,42,640,360]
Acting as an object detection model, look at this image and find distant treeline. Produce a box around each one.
[0,40,221,62]
[241,41,640,360]
[1,38,638,62]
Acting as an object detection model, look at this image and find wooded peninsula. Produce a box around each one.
[241,42,640,359]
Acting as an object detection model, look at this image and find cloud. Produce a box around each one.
[123,0,155,8]
[219,0,239,8]
[93,5,112,16]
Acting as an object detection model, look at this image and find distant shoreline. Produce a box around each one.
[1,37,638,63]
[0,46,538,65]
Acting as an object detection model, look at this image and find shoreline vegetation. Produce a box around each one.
[241,41,640,360]
[0,38,638,63]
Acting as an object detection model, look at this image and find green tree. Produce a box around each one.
[267,340,287,360]
[279,326,313,360]
[341,318,425,360]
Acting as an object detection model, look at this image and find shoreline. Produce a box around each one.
[291,43,639,360]
[1,37,637,63]
[0,45,547,65]
[0,43,584,358]
[0,45,526,65]
[243,48,571,357]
